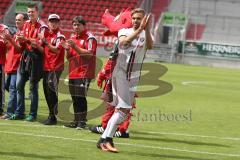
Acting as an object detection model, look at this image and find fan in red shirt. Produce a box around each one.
[42,14,65,125]
[0,14,26,119]
[62,16,97,129]
[8,4,46,121]
[0,23,10,115]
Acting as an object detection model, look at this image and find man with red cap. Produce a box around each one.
[42,14,65,125]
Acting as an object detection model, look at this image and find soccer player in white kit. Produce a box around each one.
[97,8,153,153]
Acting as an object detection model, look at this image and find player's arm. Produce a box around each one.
[119,28,142,47]
[67,38,97,59]
[119,15,148,47]
[145,14,153,49]
[119,15,153,48]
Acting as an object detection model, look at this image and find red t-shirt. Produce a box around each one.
[5,31,24,73]
[21,19,45,50]
[0,39,7,64]
[67,30,97,79]
[43,29,65,71]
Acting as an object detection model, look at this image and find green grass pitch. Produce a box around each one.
[0,61,240,160]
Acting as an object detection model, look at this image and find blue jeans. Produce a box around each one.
[6,73,17,115]
[15,70,39,118]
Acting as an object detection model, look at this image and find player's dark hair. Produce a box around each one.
[72,16,86,25]
[27,3,38,11]
[131,8,145,17]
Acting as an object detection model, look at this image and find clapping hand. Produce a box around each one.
[61,41,70,50]
[140,14,151,30]
[66,39,76,48]
[1,32,12,41]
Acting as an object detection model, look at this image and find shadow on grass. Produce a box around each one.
[0,151,72,160]
[130,135,230,148]
[122,151,215,160]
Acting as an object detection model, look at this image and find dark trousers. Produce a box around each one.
[43,71,62,116]
[69,78,91,121]
[0,65,4,114]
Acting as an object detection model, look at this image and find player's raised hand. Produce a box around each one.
[139,15,147,30]
[145,14,152,30]
[140,14,151,31]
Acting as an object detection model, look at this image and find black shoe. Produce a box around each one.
[43,116,57,125]
[89,125,105,134]
[96,138,105,149]
[114,131,130,138]
[76,121,87,130]
[0,109,3,116]
[63,122,78,128]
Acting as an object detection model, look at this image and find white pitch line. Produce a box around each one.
[1,122,240,141]
[117,142,240,157]
[0,130,240,158]
[137,131,240,141]
[181,81,210,86]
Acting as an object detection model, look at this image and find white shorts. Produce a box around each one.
[111,70,139,109]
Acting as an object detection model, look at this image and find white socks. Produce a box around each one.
[101,110,127,139]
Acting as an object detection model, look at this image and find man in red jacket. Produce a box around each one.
[42,14,65,125]
[8,4,45,121]
[62,16,97,129]
[0,24,10,116]
[0,14,25,119]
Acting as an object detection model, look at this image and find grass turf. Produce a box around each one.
[0,62,240,160]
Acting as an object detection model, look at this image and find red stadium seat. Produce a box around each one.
[39,0,139,35]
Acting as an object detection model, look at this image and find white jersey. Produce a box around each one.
[114,28,146,80]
